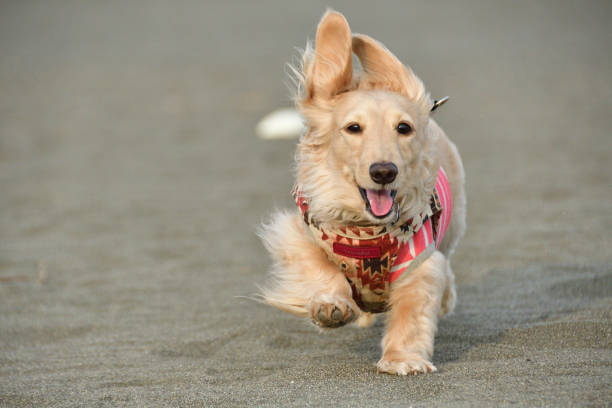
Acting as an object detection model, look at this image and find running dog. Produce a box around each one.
[259,10,466,375]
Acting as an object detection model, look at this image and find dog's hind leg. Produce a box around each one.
[259,211,359,328]
[377,251,447,375]
[439,258,456,318]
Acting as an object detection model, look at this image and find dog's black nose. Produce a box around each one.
[369,162,398,185]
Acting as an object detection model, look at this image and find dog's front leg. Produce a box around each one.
[377,251,447,375]
[260,212,360,328]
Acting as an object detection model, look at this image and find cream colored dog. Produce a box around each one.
[259,11,466,375]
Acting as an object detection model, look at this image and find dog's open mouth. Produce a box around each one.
[359,188,397,218]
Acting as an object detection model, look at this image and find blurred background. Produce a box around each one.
[1,1,610,406]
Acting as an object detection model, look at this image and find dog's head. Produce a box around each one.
[294,10,440,225]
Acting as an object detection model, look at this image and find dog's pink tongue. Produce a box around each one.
[366,189,393,216]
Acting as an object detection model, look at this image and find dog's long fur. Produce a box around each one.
[259,11,466,375]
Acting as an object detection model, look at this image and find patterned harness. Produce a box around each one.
[293,167,452,313]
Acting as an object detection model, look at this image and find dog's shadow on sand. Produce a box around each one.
[350,263,612,366]
[432,315,504,366]
[347,310,503,366]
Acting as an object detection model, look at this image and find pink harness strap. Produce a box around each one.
[388,167,452,282]
[434,166,452,248]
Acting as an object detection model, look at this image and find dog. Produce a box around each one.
[259,10,466,376]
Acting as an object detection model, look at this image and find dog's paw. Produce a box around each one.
[308,294,358,328]
[377,353,437,376]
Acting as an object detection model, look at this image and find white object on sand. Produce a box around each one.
[256,108,305,140]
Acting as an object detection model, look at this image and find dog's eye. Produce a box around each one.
[345,123,362,134]
[396,122,413,135]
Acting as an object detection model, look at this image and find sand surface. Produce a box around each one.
[1,1,611,406]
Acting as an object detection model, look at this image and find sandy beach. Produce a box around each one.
[1,1,610,406]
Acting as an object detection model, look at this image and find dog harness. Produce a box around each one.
[293,167,452,313]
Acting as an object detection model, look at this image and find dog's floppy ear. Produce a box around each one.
[352,34,428,104]
[305,10,353,100]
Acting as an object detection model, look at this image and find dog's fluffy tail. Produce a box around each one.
[256,108,304,140]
